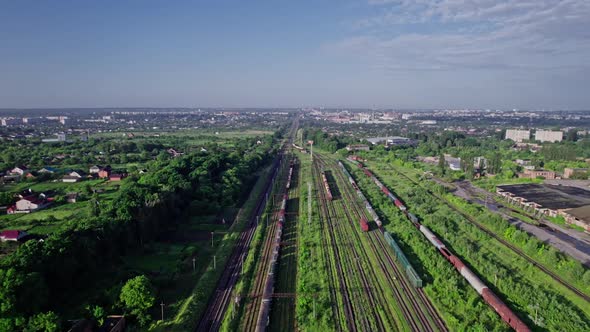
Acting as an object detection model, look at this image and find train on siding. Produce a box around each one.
[339,161,382,228]
[255,160,294,332]
[352,157,531,332]
[321,170,333,201]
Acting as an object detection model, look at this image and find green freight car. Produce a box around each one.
[384,231,423,288]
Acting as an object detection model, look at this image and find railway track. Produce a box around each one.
[382,163,590,304]
[269,159,300,331]
[325,183,383,331]
[197,118,299,332]
[311,160,356,331]
[242,208,280,331]
[195,156,281,332]
[319,153,447,332]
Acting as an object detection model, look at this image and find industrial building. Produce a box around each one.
[496,184,590,231]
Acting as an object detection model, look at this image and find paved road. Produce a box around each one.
[449,180,590,267]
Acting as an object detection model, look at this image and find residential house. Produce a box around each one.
[10,166,28,175]
[0,230,28,242]
[109,173,126,182]
[63,171,86,183]
[89,165,102,174]
[10,195,50,213]
[38,167,57,174]
[98,169,111,179]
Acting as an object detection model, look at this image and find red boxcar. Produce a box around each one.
[381,187,390,195]
[363,169,372,177]
[360,218,369,232]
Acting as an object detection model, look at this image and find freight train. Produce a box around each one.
[338,161,381,229]
[352,158,531,332]
[255,160,294,332]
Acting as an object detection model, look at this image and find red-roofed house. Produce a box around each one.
[0,230,27,242]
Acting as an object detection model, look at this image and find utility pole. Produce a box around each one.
[192,257,196,273]
[160,301,164,321]
[308,182,312,225]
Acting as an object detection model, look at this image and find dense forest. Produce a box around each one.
[0,135,278,330]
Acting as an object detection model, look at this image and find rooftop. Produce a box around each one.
[498,184,590,210]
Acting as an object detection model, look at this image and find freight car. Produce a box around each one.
[255,163,291,332]
[361,162,531,332]
[419,224,530,331]
[384,231,423,287]
[278,193,288,223]
[360,217,369,232]
[321,170,333,201]
[340,161,382,227]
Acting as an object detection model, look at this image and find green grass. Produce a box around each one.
[362,157,590,331]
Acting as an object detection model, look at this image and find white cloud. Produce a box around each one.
[340,0,590,72]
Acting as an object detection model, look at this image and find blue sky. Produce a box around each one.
[1,0,589,109]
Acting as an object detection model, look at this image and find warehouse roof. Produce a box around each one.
[497,184,590,210]
[564,206,590,226]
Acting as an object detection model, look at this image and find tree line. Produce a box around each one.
[0,136,277,330]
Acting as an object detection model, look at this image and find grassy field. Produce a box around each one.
[0,179,120,235]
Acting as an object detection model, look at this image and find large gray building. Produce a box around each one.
[505,129,530,142]
[534,130,563,142]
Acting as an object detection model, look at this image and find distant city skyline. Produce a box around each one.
[1,1,589,109]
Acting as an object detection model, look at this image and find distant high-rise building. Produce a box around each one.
[535,130,563,142]
[59,116,68,125]
[505,129,530,142]
[57,133,67,142]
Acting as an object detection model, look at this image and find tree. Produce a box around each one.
[86,305,106,326]
[119,275,155,326]
[25,311,60,332]
[438,153,446,176]
[566,129,578,142]
[0,192,14,206]
[487,152,502,174]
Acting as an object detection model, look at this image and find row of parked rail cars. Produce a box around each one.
[347,156,531,332]
[339,160,422,287]
[339,161,381,229]
[255,160,294,332]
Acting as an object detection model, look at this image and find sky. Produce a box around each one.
[1,0,589,109]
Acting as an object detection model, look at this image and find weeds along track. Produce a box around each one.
[269,158,300,332]
[311,160,355,331]
[196,154,281,332]
[383,163,590,304]
[316,153,448,332]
